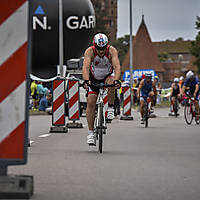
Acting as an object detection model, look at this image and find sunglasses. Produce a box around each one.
[95,45,107,51]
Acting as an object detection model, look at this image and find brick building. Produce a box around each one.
[91,0,117,42]
[122,16,198,85]
[122,16,165,82]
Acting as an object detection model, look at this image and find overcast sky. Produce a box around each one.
[117,0,200,41]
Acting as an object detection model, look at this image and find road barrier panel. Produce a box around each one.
[67,79,83,128]
[0,0,33,198]
[120,87,134,120]
[49,78,68,133]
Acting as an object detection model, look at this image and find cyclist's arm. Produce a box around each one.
[110,46,121,80]
[170,83,174,96]
[137,80,144,97]
[152,81,156,94]
[181,85,186,95]
[194,84,199,96]
[82,47,93,80]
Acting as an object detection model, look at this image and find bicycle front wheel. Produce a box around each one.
[195,113,200,125]
[99,103,104,153]
[184,104,193,125]
[144,104,148,128]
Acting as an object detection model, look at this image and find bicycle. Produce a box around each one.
[184,94,200,125]
[170,96,179,117]
[89,83,115,153]
[142,96,152,128]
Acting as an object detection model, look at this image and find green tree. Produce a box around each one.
[110,35,131,65]
[190,16,200,74]
[158,52,169,62]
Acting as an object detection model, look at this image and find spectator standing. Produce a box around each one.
[31,80,38,110]
[37,81,47,100]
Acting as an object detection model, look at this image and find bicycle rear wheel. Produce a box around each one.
[99,103,104,153]
[184,104,193,125]
[174,99,178,117]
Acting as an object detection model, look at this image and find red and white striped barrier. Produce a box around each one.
[120,87,133,120]
[103,91,108,118]
[67,79,83,128]
[68,79,80,120]
[52,79,66,126]
[0,0,29,162]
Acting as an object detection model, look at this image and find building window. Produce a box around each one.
[111,10,113,15]
[110,20,114,27]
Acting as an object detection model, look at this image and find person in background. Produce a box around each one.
[137,73,156,124]
[181,70,199,117]
[169,77,181,116]
[37,81,46,100]
[153,75,162,105]
[132,78,138,105]
[39,93,52,114]
[179,76,184,89]
[31,80,38,110]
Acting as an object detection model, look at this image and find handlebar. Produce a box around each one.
[88,83,115,89]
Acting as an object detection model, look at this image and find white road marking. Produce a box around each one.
[39,134,51,138]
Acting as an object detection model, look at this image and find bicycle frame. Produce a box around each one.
[95,88,107,131]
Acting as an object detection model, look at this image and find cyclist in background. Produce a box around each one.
[179,76,184,89]
[82,33,121,145]
[181,70,200,117]
[169,77,181,115]
[137,73,156,124]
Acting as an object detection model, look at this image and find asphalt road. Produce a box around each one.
[9,107,200,200]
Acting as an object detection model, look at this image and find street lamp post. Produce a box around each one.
[129,0,133,104]
[58,0,64,77]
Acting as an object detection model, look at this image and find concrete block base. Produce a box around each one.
[120,115,134,120]
[49,126,68,133]
[0,175,34,199]
[67,122,83,128]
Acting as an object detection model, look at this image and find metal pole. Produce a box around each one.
[59,0,64,77]
[129,0,133,105]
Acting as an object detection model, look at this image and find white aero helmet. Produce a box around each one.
[186,70,194,79]
[93,33,109,50]
[174,78,179,83]
[179,76,184,80]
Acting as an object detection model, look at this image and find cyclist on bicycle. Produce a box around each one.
[137,73,156,124]
[169,77,181,115]
[82,33,121,145]
[181,70,200,117]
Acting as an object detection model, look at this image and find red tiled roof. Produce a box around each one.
[154,41,192,54]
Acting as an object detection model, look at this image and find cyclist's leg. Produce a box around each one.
[86,91,98,145]
[86,92,98,131]
[149,91,154,111]
[194,100,200,115]
[140,97,145,120]
[105,75,115,120]
[171,96,175,110]
[105,75,115,105]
